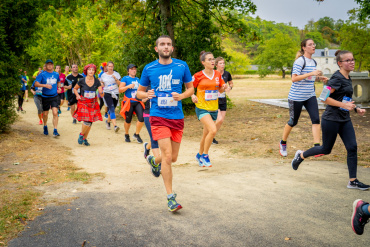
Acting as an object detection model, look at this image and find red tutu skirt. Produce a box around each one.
[73,96,102,122]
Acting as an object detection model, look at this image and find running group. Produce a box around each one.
[21,36,368,219]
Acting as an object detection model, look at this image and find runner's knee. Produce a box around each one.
[83,121,92,127]
[287,118,297,127]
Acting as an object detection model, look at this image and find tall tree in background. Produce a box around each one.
[340,9,370,71]
[254,33,298,78]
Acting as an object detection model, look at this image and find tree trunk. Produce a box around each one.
[282,69,286,79]
[158,0,176,56]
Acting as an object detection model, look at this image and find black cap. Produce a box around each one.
[127,64,137,71]
[45,59,54,64]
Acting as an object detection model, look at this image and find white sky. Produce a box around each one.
[251,0,359,29]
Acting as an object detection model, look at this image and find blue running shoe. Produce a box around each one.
[67,107,70,111]
[83,139,90,146]
[200,154,212,167]
[53,129,60,138]
[43,125,48,135]
[196,153,203,167]
[104,112,108,119]
[146,155,161,177]
[78,135,84,145]
[167,193,182,212]
[58,109,61,114]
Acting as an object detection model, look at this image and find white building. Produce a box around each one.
[312,48,338,74]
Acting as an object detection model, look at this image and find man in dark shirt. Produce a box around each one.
[65,64,84,124]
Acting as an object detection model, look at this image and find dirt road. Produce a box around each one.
[8,99,370,246]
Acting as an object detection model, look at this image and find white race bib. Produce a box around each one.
[205,90,218,101]
[218,92,226,98]
[84,91,95,99]
[157,93,178,108]
[107,83,117,91]
[46,78,57,85]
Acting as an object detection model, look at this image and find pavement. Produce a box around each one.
[7,99,370,247]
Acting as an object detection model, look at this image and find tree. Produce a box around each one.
[254,33,298,78]
[305,32,329,49]
[0,0,43,132]
[355,0,370,20]
[222,37,251,74]
[339,9,370,71]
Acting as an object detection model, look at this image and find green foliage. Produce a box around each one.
[254,33,298,78]
[0,0,42,132]
[222,37,251,74]
[305,32,329,49]
[339,9,370,71]
[355,0,370,21]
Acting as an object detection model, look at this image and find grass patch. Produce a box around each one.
[0,123,102,245]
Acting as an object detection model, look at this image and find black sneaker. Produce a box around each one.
[125,134,131,142]
[143,142,150,159]
[72,119,77,124]
[352,199,370,235]
[133,133,143,143]
[291,150,304,170]
[347,179,370,191]
[212,138,218,144]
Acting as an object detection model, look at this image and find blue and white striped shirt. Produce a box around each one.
[288,56,316,101]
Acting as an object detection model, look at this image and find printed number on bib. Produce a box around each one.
[205,90,218,101]
[157,93,178,108]
[218,92,226,98]
[84,91,95,99]
[107,83,117,91]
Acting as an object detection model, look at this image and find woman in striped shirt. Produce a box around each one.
[279,39,328,157]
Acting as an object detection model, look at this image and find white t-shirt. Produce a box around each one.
[288,56,317,101]
[101,72,121,95]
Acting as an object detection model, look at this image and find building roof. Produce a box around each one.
[312,49,336,58]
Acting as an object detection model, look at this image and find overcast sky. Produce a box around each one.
[251,0,359,29]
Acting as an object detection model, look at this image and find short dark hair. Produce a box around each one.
[335,50,352,67]
[156,35,172,46]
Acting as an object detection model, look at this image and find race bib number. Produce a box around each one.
[60,82,64,87]
[84,91,95,99]
[205,90,218,101]
[157,93,178,108]
[131,91,137,99]
[107,83,117,91]
[218,92,226,98]
[46,78,57,85]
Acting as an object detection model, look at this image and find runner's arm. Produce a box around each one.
[292,70,322,82]
[34,81,52,89]
[137,85,149,99]
[119,82,135,93]
[74,84,81,100]
[98,86,104,98]
[172,81,194,101]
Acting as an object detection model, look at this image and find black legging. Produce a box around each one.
[18,90,25,108]
[125,101,144,123]
[303,118,357,178]
[287,96,320,127]
[99,97,105,110]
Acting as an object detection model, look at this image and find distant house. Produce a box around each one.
[312,48,338,74]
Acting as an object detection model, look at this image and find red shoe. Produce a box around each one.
[39,120,43,125]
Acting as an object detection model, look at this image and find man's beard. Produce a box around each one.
[158,49,173,59]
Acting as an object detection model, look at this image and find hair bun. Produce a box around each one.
[335,50,342,56]
[200,50,206,56]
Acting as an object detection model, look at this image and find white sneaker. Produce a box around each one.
[279,141,287,157]
[105,120,111,130]
[114,126,120,132]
